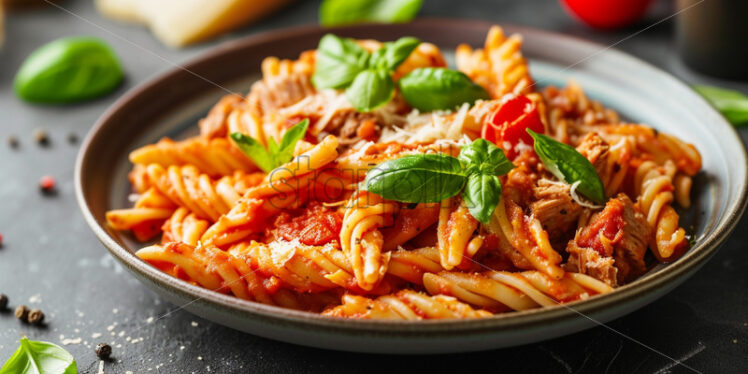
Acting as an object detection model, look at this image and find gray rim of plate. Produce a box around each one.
[75,19,748,337]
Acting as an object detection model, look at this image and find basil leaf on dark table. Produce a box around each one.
[369,36,420,71]
[527,129,606,204]
[345,69,395,112]
[312,34,370,89]
[363,154,466,203]
[458,138,514,176]
[399,67,490,112]
[693,85,748,127]
[0,337,77,374]
[14,37,123,103]
[319,0,423,27]
[462,173,501,224]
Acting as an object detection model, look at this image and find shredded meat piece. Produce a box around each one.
[198,94,245,139]
[246,59,316,118]
[530,179,582,242]
[336,113,380,145]
[502,152,539,207]
[576,132,609,176]
[566,194,651,285]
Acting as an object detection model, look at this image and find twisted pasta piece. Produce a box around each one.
[486,198,565,279]
[198,94,246,139]
[437,197,482,270]
[455,26,533,98]
[106,187,176,241]
[392,42,447,81]
[322,290,492,319]
[200,136,342,247]
[341,191,399,291]
[161,208,209,246]
[145,163,264,221]
[634,160,688,260]
[542,82,620,143]
[130,137,256,177]
[136,242,337,312]
[423,270,612,312]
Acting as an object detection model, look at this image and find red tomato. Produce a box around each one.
[561,0,654,29]
[482,95,544,159]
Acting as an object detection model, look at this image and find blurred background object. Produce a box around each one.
[0,1,4,47]
[676,0,748,79]
[94,0,292,47]
[560,0,654,29]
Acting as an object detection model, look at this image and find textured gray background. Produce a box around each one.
[1,0,747,373]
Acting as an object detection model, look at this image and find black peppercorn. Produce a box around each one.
[7,136,19,149]
[0,294,7,310]
[95,343,112,359]
[27,308,44,325]
[15,305,29,321]
[33,129,49,146]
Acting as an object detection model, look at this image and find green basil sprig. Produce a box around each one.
[14,37,123,103]
[231,119,309,173]
[0,337,77,374]
[313,34,420,112]
[398,67,490,112]
[319,0,423,27]
[363,138,514,223]
[527,129,606,204]
[693,85,748,127]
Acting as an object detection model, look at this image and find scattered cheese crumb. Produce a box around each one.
[125,371,133,374]
[29,294,42,304]
[180,346,185,350]
[92,333,102,339]
[197,356,203,361]
[733,339,738,344]
[106,323,117,331]
[97,360,105,374]
[146,317,154,324]
[191,321,198,327]
[118,331,125,337]
[112,308,119,314]
[61,337,82,345]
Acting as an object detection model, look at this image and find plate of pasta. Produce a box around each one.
[75,19,748,353]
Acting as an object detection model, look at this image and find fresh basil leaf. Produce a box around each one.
[462,173,501,224]
[275,119,310,165]
[693,85,748,127]
[0,337,77,374]
[363,154,467,203]
[369,37,420,71]
[312,34,370,89]
[319,0,422,27]
[14,37,123,103]
[345,69,395,112]
[266,136,280,155]
[399,67,490,112]
[527,129,606,204]
[230,133,275,173]
[458,138,515,176]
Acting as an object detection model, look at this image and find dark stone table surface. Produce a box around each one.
[1,0,746,373]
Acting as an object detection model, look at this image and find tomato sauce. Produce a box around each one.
[271,203,343,246]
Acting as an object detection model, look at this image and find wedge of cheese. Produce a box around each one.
[95,0,291,47]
